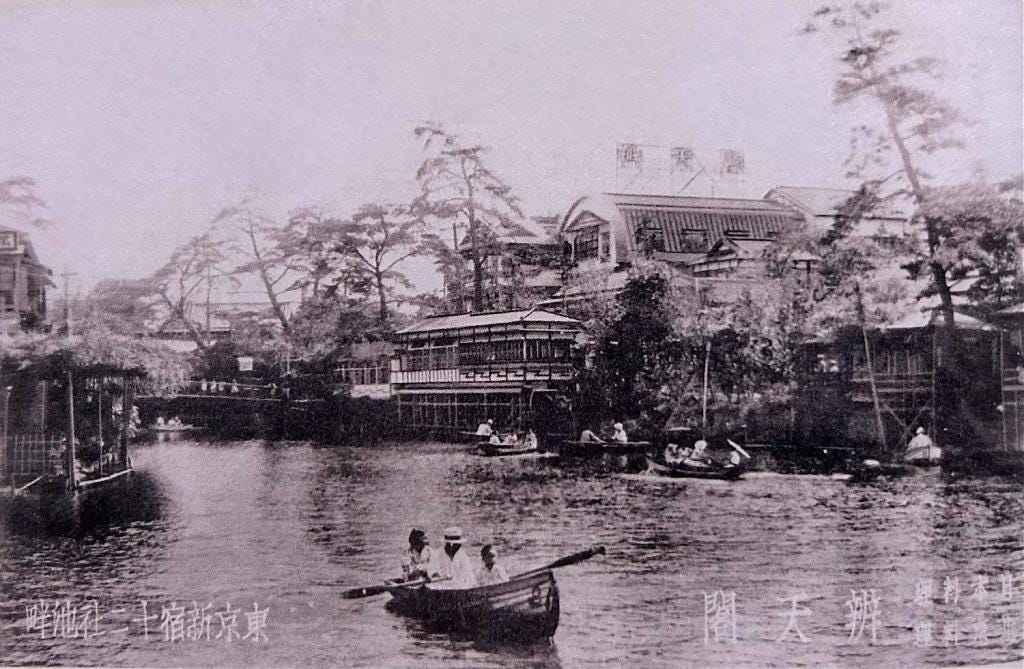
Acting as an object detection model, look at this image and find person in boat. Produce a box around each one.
[402,528,438,581]
[611,422,628,443]
[904,427,941,464]
[476,419,494,436]
[579,429,605,444]
[506,432,519,446]
[156,415,165,427]
[523,430,538,450]
[664,442,685,465]
[488,433,502,445]
[435,526,477,589]
[684,440,713,467]
[476,544,509,585]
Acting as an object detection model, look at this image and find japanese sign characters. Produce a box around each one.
[23,600,269,644]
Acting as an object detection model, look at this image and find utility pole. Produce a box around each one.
[60,268,77,337]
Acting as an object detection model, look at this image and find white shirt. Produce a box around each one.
[435,547,478,589]
[476,423,493,436]
[611,428,628,443]
[476,563,509,586]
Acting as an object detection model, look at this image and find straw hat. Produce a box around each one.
[916,427,925,435]
[443,526,465,545]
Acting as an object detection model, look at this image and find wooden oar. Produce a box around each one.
[342,576,450,599]
[515,545,606,578]
[727,438,751,459]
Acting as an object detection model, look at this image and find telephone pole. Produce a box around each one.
[60,268,77,337]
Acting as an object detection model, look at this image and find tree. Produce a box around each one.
[81,279,160,336]
[149,233,233,351]
[413,124,524,312]
[209,201,300,333]
[802,1,996,361]
[337,203,424,324]
[279,207,346,301]
[0,176,51,230]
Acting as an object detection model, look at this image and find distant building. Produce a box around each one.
[0,226,51,333]
[994,302,1024,454]
[389,309,581,435]
[544,192,811,309]
[764,185,910,245]
[456,215,563,312]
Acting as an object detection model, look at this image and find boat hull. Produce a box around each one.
[475,442,540,457]
[386,570,559,641]
[643,457,744,480]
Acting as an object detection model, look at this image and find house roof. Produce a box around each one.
[996,302,1024,317]
[765,186,907,219]
[562,192,805,261]
[883,309,993,331]
[396,308,578,335]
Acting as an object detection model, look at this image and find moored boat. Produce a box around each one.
[385,570,559,641]
[643,456,744,480]
[149,423,200,433]
[475,442,540,457]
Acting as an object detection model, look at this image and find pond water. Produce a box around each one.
[1,439,1022,668]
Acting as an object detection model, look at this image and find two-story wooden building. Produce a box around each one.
[0,226,51,333]
[390,309,581,435]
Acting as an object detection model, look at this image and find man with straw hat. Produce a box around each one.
[435,526,477,589]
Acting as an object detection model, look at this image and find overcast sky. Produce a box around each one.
[1,0,1020,294]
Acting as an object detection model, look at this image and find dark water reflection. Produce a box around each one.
[1,440,1022,668]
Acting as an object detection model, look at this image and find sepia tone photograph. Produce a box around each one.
[0,1,1022,667]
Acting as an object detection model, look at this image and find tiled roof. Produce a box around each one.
[397,308,578,334]
[884,309,993,331]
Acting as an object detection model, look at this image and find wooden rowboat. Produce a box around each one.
[385,570,559,641]
[559,440,652,457]
[475,442,540,457]
[643,456,745,480]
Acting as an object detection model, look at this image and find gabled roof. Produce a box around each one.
[397,308,578,335]
[765,186,907,219]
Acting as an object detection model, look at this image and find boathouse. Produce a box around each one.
[994,302,1024,460]
[390,309,581,435]
[795,309,1000,454]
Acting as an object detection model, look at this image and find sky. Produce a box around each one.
[0,0,1020,296]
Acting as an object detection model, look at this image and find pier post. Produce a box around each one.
[3,386,11,494]
[65,370,77,491]
[120,375,131,469]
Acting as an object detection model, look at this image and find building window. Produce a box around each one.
[574,227,600,261]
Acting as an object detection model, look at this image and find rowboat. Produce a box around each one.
[643,456,744,480]
[385,570,559,641]
[851,458,941,482]
[559,440,652,457]
[475,442,540,457]
[149,423,201,433]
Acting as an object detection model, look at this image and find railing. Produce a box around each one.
[7,433,62,479]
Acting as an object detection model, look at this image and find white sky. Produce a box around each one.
[1,0,1020,293]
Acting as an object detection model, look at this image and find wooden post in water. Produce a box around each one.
[3,385,12,494]
[96,380,103,476]
[120,375,131,469]
[65,370,77,491]
[701,340,711,433]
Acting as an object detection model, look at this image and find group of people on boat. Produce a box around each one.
[663,438,743,469]
[578,422,629,444]
[476,418,539,449]
[403,526,509,589]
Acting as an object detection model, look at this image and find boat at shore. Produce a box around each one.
[385,570,559,641]
[475,442,541,457]
[850,457,941,482]
[643,456,745,480]
[149,423,201,433]
[559,440,652,457]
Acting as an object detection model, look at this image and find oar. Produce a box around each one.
[727,438,751,459]
[515,545,606,578]
[342,576,450,599]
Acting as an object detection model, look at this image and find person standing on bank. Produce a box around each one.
[477,544,509,585]
[435,526,477,589]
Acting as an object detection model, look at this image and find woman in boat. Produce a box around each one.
[402,528,438,581]
[476,544,509,585]
[664,442,685,465]
[488,433,502,445]
[435,526,477,589]
[610,422,628,443]
[904,427,941,464]
[475,419,494,436]
[579,429,605,444]
[523,430,538,450]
